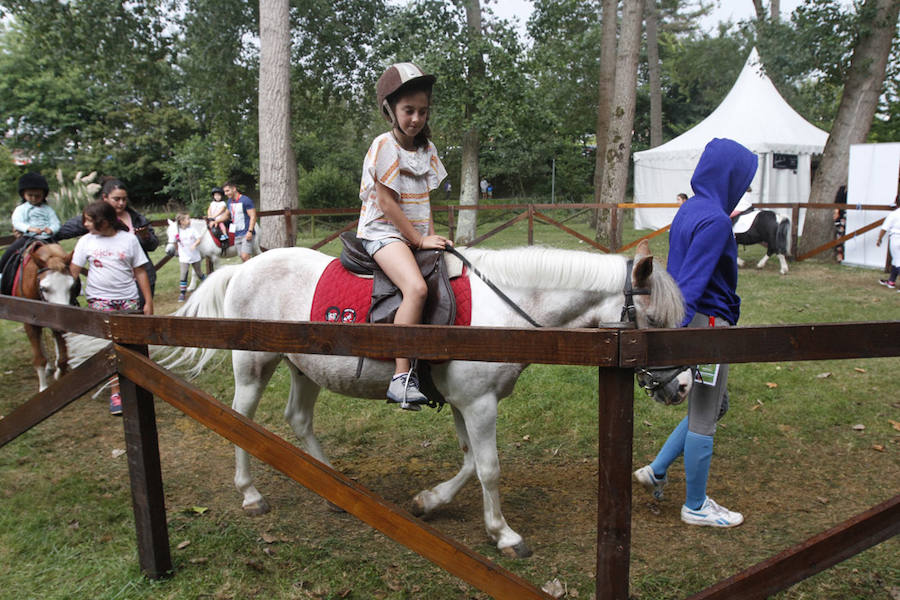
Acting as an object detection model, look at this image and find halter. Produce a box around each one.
[619,259,652,326]
[635,365,696,405]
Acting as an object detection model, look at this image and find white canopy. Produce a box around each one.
[633,48,829,231]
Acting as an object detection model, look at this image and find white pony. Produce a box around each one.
[166,241,687,557]
[164,218,261,289]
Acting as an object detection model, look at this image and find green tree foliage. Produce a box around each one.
[381,0,532,198]
[0,0,190,205]
[0,0,895,209]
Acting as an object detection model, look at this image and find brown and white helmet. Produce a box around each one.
[376,62,436,125]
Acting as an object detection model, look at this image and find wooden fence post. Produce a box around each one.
[528,204,534,245]
[118,344,172,579]
[448,205,456,241]
[283,208,295,247]
[791,203,800,260]
[596,366,634,599]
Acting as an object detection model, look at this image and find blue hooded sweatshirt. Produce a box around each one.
[667,138,758,327]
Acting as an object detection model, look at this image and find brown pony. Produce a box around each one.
[12,242,77,391]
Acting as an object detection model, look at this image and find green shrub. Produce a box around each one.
[297,164,358,214]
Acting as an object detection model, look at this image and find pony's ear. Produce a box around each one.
[167,219,174,225]
[30,244,49,268]
[633,254,654,287]
[635,239,652,260]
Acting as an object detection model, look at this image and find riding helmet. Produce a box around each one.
[376,63,436,125]
[211,186,225,198]
[18,172,49,199]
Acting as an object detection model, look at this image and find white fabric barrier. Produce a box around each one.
[843,143,900,269]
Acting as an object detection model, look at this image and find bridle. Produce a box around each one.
[618,258,651,327]
[635,365,696,405]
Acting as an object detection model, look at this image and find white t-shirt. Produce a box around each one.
[176,226,202,264]
[208,200,227,220]
[881,207,900,236]
[357,132,447,242]
[72,231,148,300]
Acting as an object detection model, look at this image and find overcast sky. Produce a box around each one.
[488,0,809,37]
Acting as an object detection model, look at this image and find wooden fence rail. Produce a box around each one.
[0,293,898,599]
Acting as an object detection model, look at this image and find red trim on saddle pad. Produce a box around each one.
[11,241,42,298]
[209,228,234,249]
[310,259,471,326]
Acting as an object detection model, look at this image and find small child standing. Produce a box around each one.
[0,173,61,283]
[876,196,900,289]
[174,212,205,302]
[357,63,451,410]
[69,201,153,415]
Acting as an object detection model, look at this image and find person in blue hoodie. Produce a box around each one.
[633,138,757,528]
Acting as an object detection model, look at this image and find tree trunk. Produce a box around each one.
[770,0,780,20]
[646,0,662,148]
[800,0,900,255]
[598,0,643,250]
[752,0,765,20]
[258,0,297,249]
[455,0,484,245]
[592,0,618,235]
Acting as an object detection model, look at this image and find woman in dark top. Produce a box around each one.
[57,178,159,301]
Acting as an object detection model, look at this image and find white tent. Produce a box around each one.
[633,48,829,231]
[842,143,900,269]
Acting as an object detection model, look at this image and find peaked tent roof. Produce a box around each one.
[634,48,828,161]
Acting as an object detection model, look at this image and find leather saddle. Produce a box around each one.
[339,232,457,327]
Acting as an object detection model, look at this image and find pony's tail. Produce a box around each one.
[776,217,791,255]
[154,264,241,378]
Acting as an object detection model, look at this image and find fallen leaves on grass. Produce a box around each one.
[816,372,832,379]
[852,424,866,431]
[176,540,191,550]
[889,419,900,432]
[872,444,885,452]
[854,367,867,373]
[111,448,126,458]
[765,382,778,389]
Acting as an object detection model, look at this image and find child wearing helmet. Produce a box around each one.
[357,62,452,410]
[0,173,61,287]
[207,186,230,247]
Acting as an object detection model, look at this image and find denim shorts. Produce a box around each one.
[361,237,402,257]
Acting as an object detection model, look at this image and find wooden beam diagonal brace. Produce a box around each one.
[0,346,116,448]
[112,344,552,600]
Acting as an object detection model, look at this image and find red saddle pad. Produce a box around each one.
[310,259,471,326]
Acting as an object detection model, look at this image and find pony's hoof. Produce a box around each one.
[243,498,271,516]
[410,494,430,517]
[500,540,533,559]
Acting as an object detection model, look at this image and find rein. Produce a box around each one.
[444,246,543,328]
[444,249,651,330]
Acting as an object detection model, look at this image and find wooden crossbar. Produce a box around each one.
[532,210,610,252]
[0,347,117,447]
[687,495,900,600]
[113,344,553,600]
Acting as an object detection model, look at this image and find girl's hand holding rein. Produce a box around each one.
[416,234,451,250]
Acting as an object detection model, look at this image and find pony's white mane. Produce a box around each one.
[459,246,626,292]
